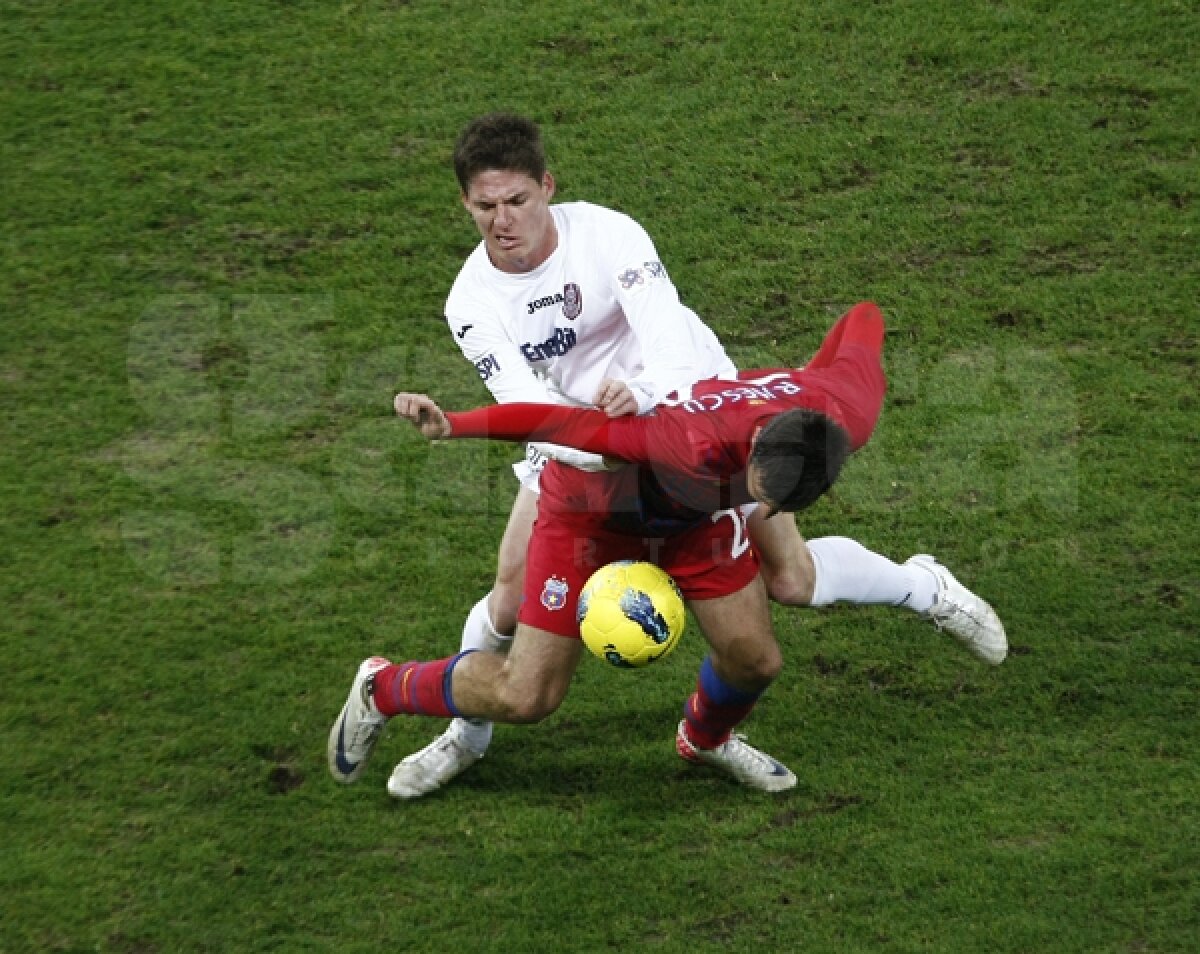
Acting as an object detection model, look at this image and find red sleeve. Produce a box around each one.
[445,403,651,462]
[805,301,884,369]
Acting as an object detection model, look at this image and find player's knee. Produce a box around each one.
[751,644,785,686]
[752,520,816,606]
[714,641,783,693]
[489,659,568,723]
[762,562,816,606]
[498,685,564,724]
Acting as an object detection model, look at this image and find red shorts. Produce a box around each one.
[519,471,760,637]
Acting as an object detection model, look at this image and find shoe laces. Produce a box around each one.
[931,589,986,632]
[350,712,384,747]
[720,734,776,772]
[421,732,473,771]
[347,693,385,745]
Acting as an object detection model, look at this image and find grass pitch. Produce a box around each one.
[2,1,1196,952]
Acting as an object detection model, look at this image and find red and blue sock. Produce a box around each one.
[682,656,763,750]
[372,651,474,718]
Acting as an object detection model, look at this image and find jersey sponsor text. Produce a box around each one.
[521,327,577,363]
[475,354,501,381]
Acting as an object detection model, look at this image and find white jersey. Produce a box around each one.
[445,201,736,477]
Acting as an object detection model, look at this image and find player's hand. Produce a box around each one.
[393,392,452,439]
[593,378,639,418]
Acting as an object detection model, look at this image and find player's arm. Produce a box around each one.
[802,301,884,370]
[605,216,731,412]
[396,396,653,467]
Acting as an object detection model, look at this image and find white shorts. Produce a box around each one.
[512,444,549,493]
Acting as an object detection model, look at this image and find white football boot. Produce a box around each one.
[327,656,391,784]
[676,720,797,793]
[388,718,487,799]
[906,554,1008,665]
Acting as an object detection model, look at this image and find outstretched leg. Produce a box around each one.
[388,485,540,797]
[327,623,583,795]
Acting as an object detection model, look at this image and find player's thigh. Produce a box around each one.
[517,508,632,638]
[687,575,782,692]
[747,506,816,606]
[495,484,538,584]
[489,485,540,630]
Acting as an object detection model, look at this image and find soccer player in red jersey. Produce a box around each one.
[329,303,1006,795]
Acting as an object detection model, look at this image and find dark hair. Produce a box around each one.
[453,113,546,192]
[749,409,851,512]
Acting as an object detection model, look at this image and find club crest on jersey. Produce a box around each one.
[562,282,582,320]
[540,576,570,611]
[616,260,667,294]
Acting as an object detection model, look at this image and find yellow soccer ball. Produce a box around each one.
[576,561,686,668]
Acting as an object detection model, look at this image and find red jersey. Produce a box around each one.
[445,302,886,525]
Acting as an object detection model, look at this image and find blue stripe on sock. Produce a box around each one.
[442,650,476,718]
[698,656,760,706]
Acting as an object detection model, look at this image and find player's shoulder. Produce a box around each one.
[445,242,497,307]
[556,200,646,234]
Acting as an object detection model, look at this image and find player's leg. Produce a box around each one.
[688,574,781,696]
[750,513,934,612]
[747,506,931,612]
[486,483,540,635]
[328,624,582,791]
[748,507,1006,664]
[663,508,795,791]
[458,483,538,655]
[677,576,796,792]
[805,537,1008,664]
[747,507,815,605]
[803,300,884,371]
[440,623,583,723]
[387,491,600,797]
[388,484,539,796]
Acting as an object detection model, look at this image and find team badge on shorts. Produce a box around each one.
[562,282,582,320]
[540,576,570,611]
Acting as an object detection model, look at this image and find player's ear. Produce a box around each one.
[542,171,556,199]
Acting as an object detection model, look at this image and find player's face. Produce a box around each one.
[462,169,557,274]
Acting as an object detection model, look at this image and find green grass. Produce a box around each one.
[2,0,1196,951]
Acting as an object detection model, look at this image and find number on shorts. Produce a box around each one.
[711,507,751,560]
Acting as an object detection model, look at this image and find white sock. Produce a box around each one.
[807,537,937,613]
[460,593,513,654]
[455,594,510,752]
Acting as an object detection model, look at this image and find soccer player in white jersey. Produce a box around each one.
[387,114,1002,798]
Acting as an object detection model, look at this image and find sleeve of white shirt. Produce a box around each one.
[607,215,731,413]
[446,307,610,472]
